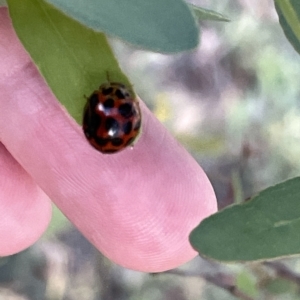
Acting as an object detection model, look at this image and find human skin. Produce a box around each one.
[0,7,217,272]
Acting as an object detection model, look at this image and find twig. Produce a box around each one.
[264,261,300,285]
[161,269,254,300]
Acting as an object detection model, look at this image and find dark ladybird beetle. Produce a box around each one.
[83,82,142,154]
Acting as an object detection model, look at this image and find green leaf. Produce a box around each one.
[45,0,199,53]
[7,0,129,124]
[275,0,300,55]
[190,177,300,262]
[189,4,230,22]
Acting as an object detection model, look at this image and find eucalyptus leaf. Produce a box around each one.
[189,4,230,22]
[275,0,300,55]
[7,0,129,123]
[190,177,300,262]
[45,0,199,53]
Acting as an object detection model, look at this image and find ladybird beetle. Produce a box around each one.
[83,82,142,154]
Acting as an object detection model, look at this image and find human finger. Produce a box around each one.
[0,7,217,272]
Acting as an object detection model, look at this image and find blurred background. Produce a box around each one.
[2,0,300,299]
